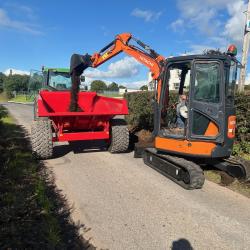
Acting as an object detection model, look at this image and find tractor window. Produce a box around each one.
[194,63,220,103]
[48,71,72,90]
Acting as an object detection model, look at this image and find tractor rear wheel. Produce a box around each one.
[31,120,53,159]
[108,119,129,153]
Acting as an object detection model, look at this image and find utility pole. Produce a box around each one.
[239,0,250,93]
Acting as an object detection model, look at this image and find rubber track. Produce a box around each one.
[144,149,205,189]
[224,156,250,182]
[160,154,205,189]
[30,120,53,159]
[108,119,129,153]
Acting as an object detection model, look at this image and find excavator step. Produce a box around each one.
[143,148,205,190]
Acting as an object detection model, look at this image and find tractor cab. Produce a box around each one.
[42,68,72,90]
[156,47,239,158]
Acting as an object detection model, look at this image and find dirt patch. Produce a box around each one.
[136,129,154,143]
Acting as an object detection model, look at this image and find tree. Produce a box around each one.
[0,73,6,93]
[3,74,29,97]
[108,82,119,91]
[29,72,43,91]
[119,85,126,89]
[140,85,148,91]
[90,80,107,92]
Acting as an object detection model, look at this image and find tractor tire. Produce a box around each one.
[108,119,129,153]
[30,120,53,159]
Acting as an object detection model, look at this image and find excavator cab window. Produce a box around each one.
[194,63,220,103]
[226,60,237,105]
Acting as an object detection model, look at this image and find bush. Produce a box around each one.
[124,91,154,131]
[234,93,250,155]
[124,91,178,131]
[0,106,7,125]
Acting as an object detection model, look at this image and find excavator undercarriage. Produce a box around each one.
[135,146,250,189]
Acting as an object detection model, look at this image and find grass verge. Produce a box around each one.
[0,92,8,102]
[0,106,93,249]
[9,94,34,103]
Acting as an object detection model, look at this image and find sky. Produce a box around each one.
[0,0,248,88]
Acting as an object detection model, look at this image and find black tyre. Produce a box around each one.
[108,119,129,153]
[31,120,53,159]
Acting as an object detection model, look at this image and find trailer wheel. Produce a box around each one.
[108,119,129,153]
[31,120,53,159]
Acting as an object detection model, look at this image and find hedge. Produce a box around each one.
[234,93,250,155]
[124,91,250,156]
[124,91,178,131]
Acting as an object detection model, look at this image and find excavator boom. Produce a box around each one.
[69,33,166,111]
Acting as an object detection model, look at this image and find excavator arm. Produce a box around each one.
[69,33,166,111]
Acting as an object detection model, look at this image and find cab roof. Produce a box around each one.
[166,53,234,64]
[43,67,70,73]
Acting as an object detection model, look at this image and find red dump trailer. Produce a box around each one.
[31,90,129,159]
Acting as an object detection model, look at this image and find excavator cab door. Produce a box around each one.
[188,59,225,143]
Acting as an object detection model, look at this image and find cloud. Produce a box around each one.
[170,19,184,32]
[223,1,246,43]
[187,44,218,54]
[172,0,246,46]
[0,8,42,35]
[4,68,29,76]
[84,57,141,79]
[120,80,148,89]
[83,76,147,90]
[131,8,162,22]
[5,2,35,19]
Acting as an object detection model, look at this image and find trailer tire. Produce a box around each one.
[108,119,129,153]
[31,120,53,159]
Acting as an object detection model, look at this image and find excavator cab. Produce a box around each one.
[143,50,247,189]
[156,52,238,159]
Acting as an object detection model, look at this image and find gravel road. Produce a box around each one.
[4,103,250,250]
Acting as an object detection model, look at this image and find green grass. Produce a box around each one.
[0,106,89,249]
[99,92,123,98]
[0,92,8,102]
[10,94,34,103]
[2,115,14,124]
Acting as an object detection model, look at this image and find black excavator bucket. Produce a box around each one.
[69,54,92,112]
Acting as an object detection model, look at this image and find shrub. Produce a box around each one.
[124,91,178,131]
[234,93,250,155]
[124,91,154,131]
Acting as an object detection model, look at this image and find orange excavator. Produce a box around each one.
[70,33,250,189]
